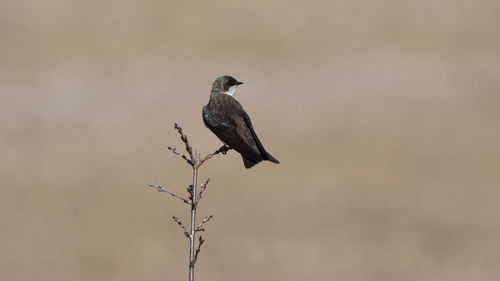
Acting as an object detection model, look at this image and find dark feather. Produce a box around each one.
[203,93,278,168]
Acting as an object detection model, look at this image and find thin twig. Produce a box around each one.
[197,145,231,168]
[197,179,210,202]
[168,146,193,166]
[196,215,213,232]
[187,185,194,201]
[148,183,191,204]
[173,216,190,238]
[195,151,201,163]
[174,123,194,163]
[191,236,205,267]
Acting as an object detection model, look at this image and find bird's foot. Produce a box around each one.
[219,145,231,155]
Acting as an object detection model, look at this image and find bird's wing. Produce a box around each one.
[241,110,279,163]
[202,105,220,129]
[203,97,262,163]
[240,111,267,156]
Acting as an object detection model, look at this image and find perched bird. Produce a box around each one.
[202,75,279,168]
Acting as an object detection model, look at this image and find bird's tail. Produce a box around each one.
[242,156,259,169]
[242,152,279,169]
[263,152,280,164]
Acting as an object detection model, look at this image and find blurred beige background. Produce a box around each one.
[1,1,500,281]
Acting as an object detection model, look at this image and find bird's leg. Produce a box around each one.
[196,145,231,168]
[218,145,231,155]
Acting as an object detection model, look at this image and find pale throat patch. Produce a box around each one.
[223,85,239,97]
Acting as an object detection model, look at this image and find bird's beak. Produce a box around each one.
[236,81,244,85]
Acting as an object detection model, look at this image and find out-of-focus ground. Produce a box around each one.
[1,1,500,281]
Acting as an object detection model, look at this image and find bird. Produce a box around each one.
[202,75,280,168]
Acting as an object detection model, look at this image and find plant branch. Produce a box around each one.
[148,123,227,281]
[196,215,213,232]
[188,166,198,281]
[147,183,191,204]
[197,179,210,202]
[168,146,193,166]
[174,123,194,164]
[173,216,190,238]
[191,236,205,267]
[196,145,231,168]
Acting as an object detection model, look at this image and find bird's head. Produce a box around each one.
[211,75,243,97]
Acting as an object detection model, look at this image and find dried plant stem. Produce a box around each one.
[189,166,198,281]
[148,123,229,281]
